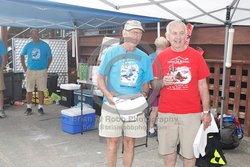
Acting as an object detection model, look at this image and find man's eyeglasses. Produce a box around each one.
[127,30,143,35]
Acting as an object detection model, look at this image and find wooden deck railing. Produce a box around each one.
[206,59,250,136]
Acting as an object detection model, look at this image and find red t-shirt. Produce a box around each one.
[152,46,210,114]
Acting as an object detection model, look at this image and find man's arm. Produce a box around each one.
[48,57,52,69]
[198,78,212,129]
[141,82,150,97]
[199,78,210,111]
[1,55,6,70]
[151,77,163,90]
[97,74,114,105]
[20,56,27,72]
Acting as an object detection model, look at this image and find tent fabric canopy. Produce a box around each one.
[1,0,248,29]
[0,0,159,30]
[51,0,250,26]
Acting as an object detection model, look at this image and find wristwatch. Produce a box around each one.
[203,110,211,114]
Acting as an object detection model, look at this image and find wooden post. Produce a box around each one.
[244,65,250,136]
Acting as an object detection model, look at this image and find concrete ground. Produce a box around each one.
[0,104,250,167]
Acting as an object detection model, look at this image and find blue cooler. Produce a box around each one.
[61,106,95,134]
[74,89,93,106]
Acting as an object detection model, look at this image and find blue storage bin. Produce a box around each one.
[61,107,96,134]
[74,89,93,106]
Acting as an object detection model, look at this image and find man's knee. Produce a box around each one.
[107,138,120,147]
[124,137,135,149]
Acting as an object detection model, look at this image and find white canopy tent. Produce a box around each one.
[51,0,250,26]
[1,0,248,128]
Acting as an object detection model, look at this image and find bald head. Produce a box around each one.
[30,28,40,43]
[30,28,39,34]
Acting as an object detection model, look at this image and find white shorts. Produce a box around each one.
[99,109,146,138]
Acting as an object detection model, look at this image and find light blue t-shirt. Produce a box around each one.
[0,40,7,65]
[21,40,52,70]
[149,51,158,63]
[99,45,154,99]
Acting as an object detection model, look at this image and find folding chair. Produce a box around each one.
[121,106,152,153]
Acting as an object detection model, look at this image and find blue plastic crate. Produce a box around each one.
[74,89,93,106]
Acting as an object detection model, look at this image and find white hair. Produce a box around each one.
[166,20,187,35]
[154,36,168,49]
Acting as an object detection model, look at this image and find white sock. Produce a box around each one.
[38,105,43,109]
[149,128,155,133]
[27,104,32,109]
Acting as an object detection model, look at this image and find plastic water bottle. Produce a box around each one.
[236,128,243,139]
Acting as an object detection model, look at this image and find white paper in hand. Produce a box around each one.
[193,113,219,158]
[113,96,147,111]
[112,95,147,121]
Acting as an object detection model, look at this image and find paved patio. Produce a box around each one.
[0,104,249,167]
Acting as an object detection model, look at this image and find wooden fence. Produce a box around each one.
[207,59,250,136]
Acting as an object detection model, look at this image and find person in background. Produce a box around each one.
[152,20,211,167]
[0,40,7,118]
[21,29,52,116]
[148,36,169,137]
[97,20,153,167]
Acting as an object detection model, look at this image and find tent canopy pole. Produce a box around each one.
[220,1,239,130]
[157,21,160,37]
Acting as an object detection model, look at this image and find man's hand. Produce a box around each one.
[202,113,212,129]
[163,75,175,86]
[141,91,148,98]
[106,94,115,105]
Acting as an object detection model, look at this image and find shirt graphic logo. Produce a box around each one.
[168,56,189,64]
[120,61,139,87]
[168,65,191,84]
[167,56,191,90]
[31,48,41,60]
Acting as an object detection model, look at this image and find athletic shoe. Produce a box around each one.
[38,108,44,115]
[148,130,157,138]
[25,108,32,116]
[0,110,6,118]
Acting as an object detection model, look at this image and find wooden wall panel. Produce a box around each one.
[245,66,250,135]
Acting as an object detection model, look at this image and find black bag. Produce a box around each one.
[220,115,243,149]
[220,122,239,149]
[196,133,227,167]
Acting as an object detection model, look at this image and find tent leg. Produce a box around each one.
[220,25,230,131]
